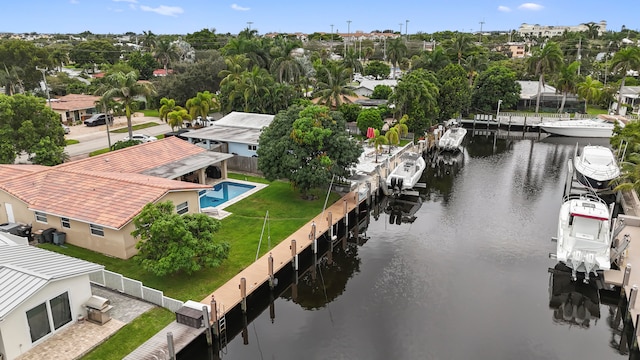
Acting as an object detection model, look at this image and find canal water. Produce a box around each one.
[183,131,633,360]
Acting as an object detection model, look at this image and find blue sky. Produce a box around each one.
[2,0,637,35]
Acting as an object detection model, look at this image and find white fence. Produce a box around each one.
[89,270,184,312]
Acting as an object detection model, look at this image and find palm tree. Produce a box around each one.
[0,65,24,95]
[610,47,640,114]
[159,97,183,122]
[241,66,272,113]
[219,55,250,88]
[463,54,488,87]
[142,30,157,51]
[370,129,388,163]
[583,22,600,40]
[167,109,191,131]
[577,75,603,113]
[412,47,450,73]
[186,91,217,119]
[448,33,473,65]
[95,71,156,139]
[314,62,356,108]
[154,39,178,73]
[343,48,362,79]
[385,127,399,151]
[527,41,563,113]
[270,46,304,84]
[555,61,581,113]
[386,37,407,79]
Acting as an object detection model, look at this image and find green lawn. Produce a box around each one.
[141,109,160,117]
[110,122,160,133]
[41,173,340,359]
[65,139,79,145]
[586,106,608,115]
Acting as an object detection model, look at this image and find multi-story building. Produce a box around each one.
[518,20,606,38]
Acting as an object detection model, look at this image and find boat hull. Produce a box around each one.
[573,146,620,190]
[437,127,467,151]
[538,119,616,138]
[386,153,426,193]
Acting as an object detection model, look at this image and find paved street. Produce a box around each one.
[64,115,171,160]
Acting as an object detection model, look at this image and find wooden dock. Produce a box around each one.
[123,321,205,360]
[199,189,362,315]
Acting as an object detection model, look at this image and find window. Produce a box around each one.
[35,211,47,223]
[90,224,104,236]
[248,145,257,151]
[26,303,51,342]
[50,292,72,330]
[176,201,189,215]
[61,217,70,228]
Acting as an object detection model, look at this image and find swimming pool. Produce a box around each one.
[199,181,256,208]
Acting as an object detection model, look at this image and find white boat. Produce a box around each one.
[437,126,467,151]
[386,152,426,193]
[554,194,612,282]
[538,118,621,138]
[574,145,620,190]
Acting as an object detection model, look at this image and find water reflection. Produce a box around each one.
[549,263,601,328]
[374,194,423,225]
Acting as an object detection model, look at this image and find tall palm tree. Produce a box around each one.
[343,48,363,79]
[314,62,356,108]
[142,30,157,51]
[463,54,488,87]
[577,75,603,113]
[241,66,272,113]
[270,47,304,84]
[167,109,191,130]
[583,22,600,40]
[412,47,450,73]
[0,65,25,95]
[95,71,156,139]
[448,33,473,65]
[159,97,183,122]
[386,37,407,79]
[610,47,640,114]
[555,61,581,113]
[154,39,178,73]
[527,41,563,113]
[219,55,250,88]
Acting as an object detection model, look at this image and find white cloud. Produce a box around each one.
[518,2,544,10]
[113,0,138,3]
[497,5,511,12]
[231,3,250,11]
[139,5,184,16]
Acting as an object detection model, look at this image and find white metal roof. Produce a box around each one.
[213,112,274,129]
[517,81,557,99]
[0,244,103,320]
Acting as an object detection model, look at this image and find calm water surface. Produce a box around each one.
[185,132,630,360]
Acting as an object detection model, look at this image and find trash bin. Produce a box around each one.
[52,231,66,245]
[42,228,56,243]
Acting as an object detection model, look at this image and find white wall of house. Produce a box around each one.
[0,275,92,360]
[228,142,258,157]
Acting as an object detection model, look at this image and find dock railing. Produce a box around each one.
[89,269,184,312]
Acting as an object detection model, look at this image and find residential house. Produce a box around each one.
[0,137,234,259]
[516,80,582,112]
[49,94,102,125]
[0,243,103,360]
[351,77,398,97]
[616,86,640,115]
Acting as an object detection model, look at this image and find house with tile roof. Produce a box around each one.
[48,94,102,125]
[0,243,103,360]
[0,137,234,259]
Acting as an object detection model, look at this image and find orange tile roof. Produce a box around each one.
[58,136,206,174]
[0,137,213,229]
[50,94,101,111]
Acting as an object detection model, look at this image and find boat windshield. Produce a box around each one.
[570,216,606,243]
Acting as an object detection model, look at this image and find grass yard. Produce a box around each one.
[65,139,79,145]
[141,109,160,117]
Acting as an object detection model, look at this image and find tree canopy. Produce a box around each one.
[471,65,521,113]
[257,104,362,197]
[132,201,230,276]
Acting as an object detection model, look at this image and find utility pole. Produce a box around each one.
[479,20,485,42]
[247,21,253,30]
[347,20,351,53]
[399,23,403,36]
[577,37,582,75]
[405,19,409,41]
[330,24,334,54]
[36,67,51,109]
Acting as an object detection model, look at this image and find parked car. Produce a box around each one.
[164,128,191,140]
[122,133,158,143]
[61,123,70,134]
[84,113,114,127]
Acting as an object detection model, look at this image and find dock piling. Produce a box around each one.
[311,222,317,253]
[344,199,348,229]
[167,332,175,360]
[240,277,247,313]
[291,239,298,270]
[210,296,218,337]
[631,285,639,309]
[634,314,640,349]
[268,253,275,289]
[624,264,632,287]
[202,306,212,347]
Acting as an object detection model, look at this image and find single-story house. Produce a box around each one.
[0,137,234,259]
[351,78,398,97]
[516,80,582,112]
[49,94,102,125]
[0,243,103,360]
[616,86,640,115]
[182,112,275,157]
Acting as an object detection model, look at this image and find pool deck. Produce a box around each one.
[201,179,268,219]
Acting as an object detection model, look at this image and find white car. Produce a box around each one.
[122,134,157,143]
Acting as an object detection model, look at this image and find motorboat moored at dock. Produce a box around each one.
[437,126,467,152]
[386,152,426,194]
[538,118,621,138]
[574,145,620,190]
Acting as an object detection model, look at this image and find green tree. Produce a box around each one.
[95,71,156,139]
[471,65,521,113]
[527,41,563,113]
[337,103,362,123]
[185,28,219,50]
[412,47,451,73]
[437,63,471,120]
[610,47,640,114]
[132,201,230,276]
[0,94,65,164]
[159,97,180,122]
[343,48,363,79]
[371,85,392,99]
[0,65,24,96]
[387,38,407,79]
[576,75,603,113]
[257,105,362,197]
[69,40,119,72]
[356,108,383,135]
[186,91,218,119]
[0,39,53,89]
[364,60,390,79]
[141,30,157,51]
[154,38,179,73]
[167,108,191,130]
[127,51,159,80]
[447,33,473,65]
[391,69,439,133]
[554,61,581,113]
[314,61,356,108]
